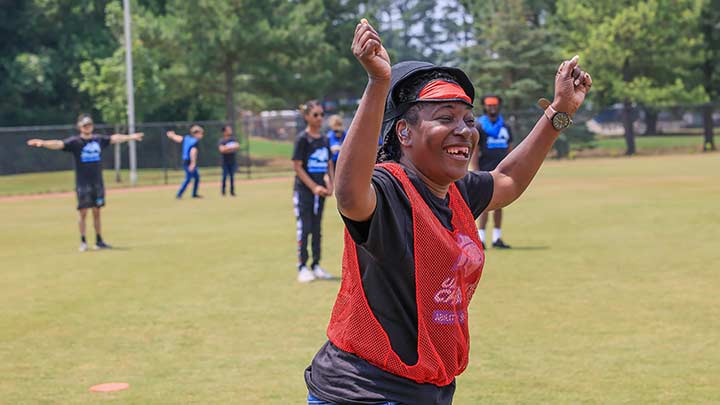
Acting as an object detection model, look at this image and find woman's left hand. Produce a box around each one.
[551,55,592,116]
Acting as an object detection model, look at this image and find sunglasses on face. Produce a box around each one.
[312,112,324,118]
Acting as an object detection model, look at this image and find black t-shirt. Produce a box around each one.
[305,165,494,405]
[62,134,112,186]
[291,131,331,191]
[218,136,239,165]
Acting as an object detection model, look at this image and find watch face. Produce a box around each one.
[552,112,571,130]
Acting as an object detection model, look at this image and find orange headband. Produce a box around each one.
[417,80,472,104]
[483,96,500,106]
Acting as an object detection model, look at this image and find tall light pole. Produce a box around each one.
[123,0,138,185]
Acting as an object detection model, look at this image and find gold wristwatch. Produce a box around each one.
[538,98,572,131]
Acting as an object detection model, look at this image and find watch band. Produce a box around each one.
[537,97,571,130]
[537,97,551,110]
[545,103,558,123]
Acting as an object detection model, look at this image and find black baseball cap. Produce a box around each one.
[381,61,475,142]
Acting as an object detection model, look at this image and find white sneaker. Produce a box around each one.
[297,266,316,283]
[79,242,88,252]
[312,265,333,280]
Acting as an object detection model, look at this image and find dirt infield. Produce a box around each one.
[0,176,292,202]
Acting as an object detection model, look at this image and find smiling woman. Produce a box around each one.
[303,18,592,405]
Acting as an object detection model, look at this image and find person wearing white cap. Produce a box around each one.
[27,114,143,251]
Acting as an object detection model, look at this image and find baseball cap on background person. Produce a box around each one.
[77,114,94,127]
[380,61,476,144]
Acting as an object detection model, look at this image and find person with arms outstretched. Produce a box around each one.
[304,19,591,404]
[167,125,204,199]
[27,114,143,251]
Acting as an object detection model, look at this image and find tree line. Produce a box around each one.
[1,0,717,153]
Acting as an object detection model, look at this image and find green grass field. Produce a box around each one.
[2,135,712,197]
[0,136,293,197]
[1,154,719,403]
[594,135,705,151]
[248,136,294,159]
[0,168,295,197]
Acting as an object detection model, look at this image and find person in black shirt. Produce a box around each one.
[304,19,592,404]
[217,125,240,196]
[292,100,335,283]
[26,114,143,252]
[475,95,513,249]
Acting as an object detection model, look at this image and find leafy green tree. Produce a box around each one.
[555,0,706,155]
[0,0,116,125]
[460,0,558,111]
[154,0,337,128]
[76,1,168,124]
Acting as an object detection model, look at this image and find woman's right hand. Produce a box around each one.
[352,19,391,82]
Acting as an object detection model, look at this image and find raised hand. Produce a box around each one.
[351,18,391,82]
[552,55,592,116]
[27,139,44,147]
[132,132,144,141]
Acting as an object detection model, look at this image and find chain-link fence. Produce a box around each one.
[1,104,716,188]
[0,114,305,183]
[504,103,718,158]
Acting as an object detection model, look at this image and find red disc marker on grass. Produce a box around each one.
[89,382,129,392]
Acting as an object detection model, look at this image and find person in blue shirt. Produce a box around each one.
[326,114,346,164]
[292,100,335,283]
[167,125,204,199]
[475,95,513,249]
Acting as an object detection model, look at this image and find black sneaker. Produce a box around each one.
[192,194,203,199]
[95,240,112,250]
[492,239,511,249]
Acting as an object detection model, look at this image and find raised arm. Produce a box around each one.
[334,19,391,221]
[166,130,183,143]
[26,139,64,150]
[486,55,591,211]
[111,133,144,144]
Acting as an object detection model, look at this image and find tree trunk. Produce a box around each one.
[644,109,658,135]
[224,61,236,134]
[622,59,636,155]
[701,6,717,152]
[703,103,716,151]
[623,98,636,155]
